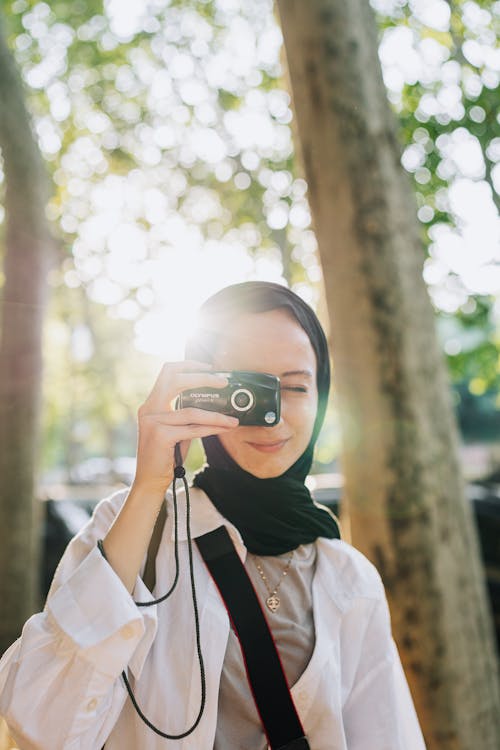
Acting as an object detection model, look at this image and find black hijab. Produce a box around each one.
[186,281,340,555]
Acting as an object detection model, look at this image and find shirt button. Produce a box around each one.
[120,624,135,640]
[86,698,98,712]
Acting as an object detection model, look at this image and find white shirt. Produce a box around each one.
[0,486,427,750]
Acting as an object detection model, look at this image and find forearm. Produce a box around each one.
[1,620,127,750]
[0,521,157,750]
[101,482,166,593]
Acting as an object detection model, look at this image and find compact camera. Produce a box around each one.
[177,371,280,426]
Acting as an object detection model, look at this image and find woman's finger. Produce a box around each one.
[145,360,213,406]
[143,408,238,428]
[143,372,229,412]
[151,422,239,445]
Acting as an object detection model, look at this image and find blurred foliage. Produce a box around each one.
[373,0,500,443]
[40,279,159,472]
[0,0,499,481]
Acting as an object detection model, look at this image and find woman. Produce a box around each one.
[0,281,426,749]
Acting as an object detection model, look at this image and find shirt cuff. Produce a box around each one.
[46,546,157,679]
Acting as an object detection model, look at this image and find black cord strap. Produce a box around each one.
[96,446,206,740]
[96,440,308,747]
[195,526,310,750]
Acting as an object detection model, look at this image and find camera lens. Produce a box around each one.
[231,388,254,412]
[234,391,250,408]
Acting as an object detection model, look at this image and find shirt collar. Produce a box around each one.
[164,482,246,553]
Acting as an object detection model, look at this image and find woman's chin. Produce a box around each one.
[238,455,293,479]
[218,435,301,478]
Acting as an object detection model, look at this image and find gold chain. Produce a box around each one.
[251,550,294,613]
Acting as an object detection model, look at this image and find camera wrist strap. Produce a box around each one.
[195,526,310,750]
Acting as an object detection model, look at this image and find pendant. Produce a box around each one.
[266,595,280,612]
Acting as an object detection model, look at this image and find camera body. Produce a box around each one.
[177,371,280,426]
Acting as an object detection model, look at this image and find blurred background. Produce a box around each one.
[1,1,500,747]
[0,0,497,638]
[1,0,499,495]
[1,0,499,615]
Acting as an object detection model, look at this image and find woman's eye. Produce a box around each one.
[282,386,308,393]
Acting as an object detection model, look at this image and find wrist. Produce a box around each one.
[129,478,170,502]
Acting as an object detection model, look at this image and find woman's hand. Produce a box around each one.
[102,361,238,592]
[132,360,239,496]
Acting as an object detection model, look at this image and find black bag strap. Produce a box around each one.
[195,526,310,750]
[142,500,167,593]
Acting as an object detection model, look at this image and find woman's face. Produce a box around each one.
[211,308,318,478]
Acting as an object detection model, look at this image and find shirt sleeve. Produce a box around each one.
[0,488,159,750]
[342,591,427,750]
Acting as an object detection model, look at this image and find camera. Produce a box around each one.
[177,371,280,426]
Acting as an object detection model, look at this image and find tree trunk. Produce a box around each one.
[0,14,55,653]
[275,1,500,748]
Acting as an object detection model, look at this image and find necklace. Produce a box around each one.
[252,550,294,612]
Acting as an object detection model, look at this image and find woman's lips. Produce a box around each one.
[246,439,290,453]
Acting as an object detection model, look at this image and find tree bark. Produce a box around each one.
[275,1,500,748]
[0,13,55,653]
